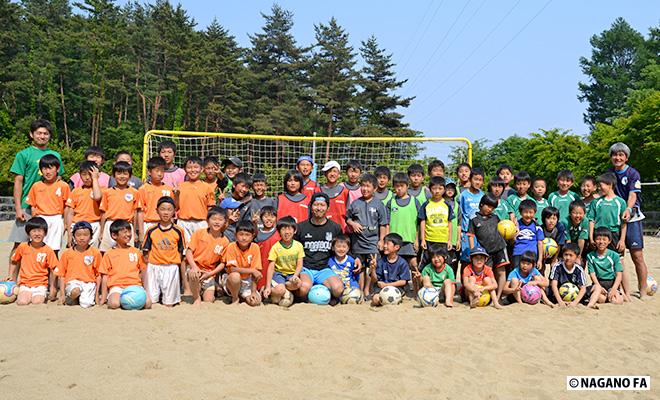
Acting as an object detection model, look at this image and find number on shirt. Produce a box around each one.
[36,253,47,262]
[128,253,138,263]
[55,187,62,197]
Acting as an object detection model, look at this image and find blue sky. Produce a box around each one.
[121,0,658,157]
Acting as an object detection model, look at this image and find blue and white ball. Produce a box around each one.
[417,287,440,307]
[120,285,147,310]
[308,284,331,305]
[647,276,657,296]
[0,281,17,304]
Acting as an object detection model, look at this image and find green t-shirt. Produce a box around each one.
[10,146,64,209]
[494,196,514,221]
[533,197,549,223]
[386,196,420,243]
[567,218,589,242]
[506,193,529,219]
[587,249,622,280]
[587,196,626,233]
[548,191,580,228]
[421,264,456,288]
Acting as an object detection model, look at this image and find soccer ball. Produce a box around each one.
[340,287,364,304]
[308,284,331,305]
[120,286,147,310]
[497,220,517,241]
[646,276,657,296]
[559,282,579,302]
[543,238,559,258]
[417,287,440,307]
[475,285,491,307]
[0,281,17,304]
[521,284,542,304]
[380,286,402,306]
[278,289,294,307]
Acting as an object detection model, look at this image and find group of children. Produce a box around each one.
[6,119,645,310]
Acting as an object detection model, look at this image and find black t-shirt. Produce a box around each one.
[467,212,506,252]
[295,218,342,270]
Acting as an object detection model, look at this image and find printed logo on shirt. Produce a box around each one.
[124,193,134,202]
[621,177,628,185]
[84,255,94,266]
[325,232,333,241]
[247,255,253,264]
[214,245,223,254]
[634,180,641,189]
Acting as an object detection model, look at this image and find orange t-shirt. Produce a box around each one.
[223,242,262,279]
[462,264,495,286]
[100,187,138,221]
[26,180,70,216]
[99,246,146,288]
[177,180,215,220]
[137,183,174,223]
[11,242,58,287]
[56,246,102,283]
[66,187,101,222]
[187,229,229,272]
[143,224,185,265]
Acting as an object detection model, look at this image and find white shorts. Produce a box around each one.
[41,214,64,251]
[177,219,207,242]
[147,263,181,305]
[65,280,97,308]
[108,286,125,298]
[220,273,253,299]
[19,285,47,298]
[100,220,135,252]
[71,222,101,247]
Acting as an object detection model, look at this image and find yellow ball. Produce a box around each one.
[476,285,491,307]
[543,238,558,258]
[497,220,517,241]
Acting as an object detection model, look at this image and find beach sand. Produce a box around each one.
[0,221,658,399]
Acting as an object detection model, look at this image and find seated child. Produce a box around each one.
[548,243,599,308]
[186,207,230,305]
[221,220,263,306]
[263,216,305,304]
[142,197,185,307]
[503,251,552,307]
[56,221,102,308]
[461,246,502,309]
[540,207,566,269]
[255,206,280,290]
[65,160,103,247]
[99,220,151,309]
[420,245,457,307]
[328,234,361,290]
[587,228,624,305]
[7,217,59,305]
[371,233,411,306]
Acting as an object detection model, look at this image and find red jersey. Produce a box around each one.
[323,186,349,232]
[302,179,320,198]
[277,193,309,224]
[257,230,280,290]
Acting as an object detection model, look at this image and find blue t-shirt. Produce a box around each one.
[610,165,641,209]
[513,219,545,256]
[376,256,411,283]
[507,267,541,284]
[458,189,484,231]
[328,256,360,288]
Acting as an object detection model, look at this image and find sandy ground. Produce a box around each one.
[0,221,659,400]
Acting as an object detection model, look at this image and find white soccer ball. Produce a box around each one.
[278,290,294,308]
[380,286,402,306]
[417,287,440,307]
[647,276,657,296]
[340,287,364,304]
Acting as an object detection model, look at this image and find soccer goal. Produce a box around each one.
[142,130,472,190]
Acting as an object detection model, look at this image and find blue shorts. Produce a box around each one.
[301,267,337,285]
[460,233,480,262]
[625,220,644,250]
[272,272,296,285]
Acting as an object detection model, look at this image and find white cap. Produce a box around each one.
[322,160,341,172]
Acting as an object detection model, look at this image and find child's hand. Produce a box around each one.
[90,165,100,180]
[48,291,57,302]
[377,282,386,289]
[413,241,419,252]
[411,270,421,278]
[616,240,625,253]
[369,254,377,268]
[569,300,579,307]
[188,266,201,280]
[447,243,453,251]
[421,241,427,250]
[377,240,384,251]
[291,275,301,286]
[252,270,263,281]
[350,221,364,233]
[455,240,461,252]
[199,271,212,282]
[537,261,543,270]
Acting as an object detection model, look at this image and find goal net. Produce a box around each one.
[143,131,472,192]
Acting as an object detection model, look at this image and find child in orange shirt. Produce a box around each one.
[136,156,173,244]
[203,156,221,197]
[186,207,230,305]
[99,162,138,252]
[99,220,151,309]
[25,154,70,251]
[55,221,102,307]
[221,220,263,306]
[175,156,215,241]
[462,246,502,309]
[7,217,59,305]
[142,197,185,306]
[65,161,103,247]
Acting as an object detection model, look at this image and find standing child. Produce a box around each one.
[328,234,361,291]
[407,163,430,204]
[99,220,151,309]
[506,171,532,219]
[488,177,515,223]
[468,194,510,300]
[428,159,445,178]
[65,161,103,247]
[99,161,138,252]
[221,221,263,306]
[503,251,552,307]
[109,151,143,189]
[69,146,110,189]
[565,200,590,260]
[462,246,502,309]
[26,154,70,252]
[186,207,230,305]
[263,217,305,304]
[419,176,454,258]
[55,221,102,308]
[374,166,393,205]
[587,228,624,305]
[540,207,566,268]
[136,156,174,244]
[6,217,59,305]
[444,181,460,275]
[512,200,544,273]
[218,157,243,193]
[370,233,411,306]
[496,165,515,199]
[276,169,309,224]
[343,160,363,204]
[175,156,216,241]
[531,177,549,223]
[548,169,580,228]
[297,155,319,198]
[580,175,599,215]
[457,168,485,266]
[548,243,599,308]
[249,172,276,231]
[346,174,389,297]
[420,245,457,307]
[455,163,471,192]
[158,141,186,187]
[202,156,221,196]
[142,197,185,307]
[320,161,350,232]
[223,173,254,240]
[255,206,280,291]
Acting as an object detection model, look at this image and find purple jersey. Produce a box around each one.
[610,165,641,209]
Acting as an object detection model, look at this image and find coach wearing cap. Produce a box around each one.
[295,192,344,300]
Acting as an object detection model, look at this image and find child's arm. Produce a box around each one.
[588,220,595,245]
[572,285,587,306]
[90,166,102,201]
[294,256,304,277]
[383,279,407,288]
[589,272,600,287]
[550,280,563,306]
[455,224,462,252]
[612,271,623,292]
[64,206,74,246]
[447,222,453,250]
[617,223,627,253]
[468,234,475,250]
[204,262,225,281]
[378,224,388,251]
[13,174,26,221]
[263,261,276,296]
[6,260,19,281]
[577,239,585,256]
[99,212,107,243]
[420,220,427,249]
[536,240,544,270]
[137,210,145,244]
[95,275,102,305]
[99,274,108,305]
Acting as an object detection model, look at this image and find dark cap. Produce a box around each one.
[222,157,243,168]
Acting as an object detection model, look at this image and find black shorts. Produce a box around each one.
[354,253,378,271]
[487,248,510,269]
[598,279,615,292]
[607,231,625,256]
